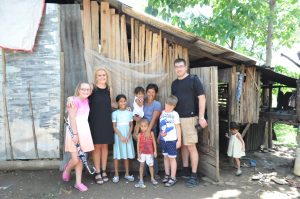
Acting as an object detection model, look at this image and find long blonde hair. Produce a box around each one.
[94,67,113,98]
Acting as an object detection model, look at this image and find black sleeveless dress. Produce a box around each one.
[88,86,114,144]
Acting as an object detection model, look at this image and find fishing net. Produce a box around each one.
[84,49,175,105]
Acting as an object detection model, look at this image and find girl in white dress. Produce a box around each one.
[226,122,245,176]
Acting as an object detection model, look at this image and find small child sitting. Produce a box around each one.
[226,122,245,176]
[132,86,145,140]
[159,95,181,187]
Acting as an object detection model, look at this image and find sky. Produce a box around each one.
[119,0,300,73]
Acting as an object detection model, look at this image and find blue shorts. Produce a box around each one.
[160,140,177,158]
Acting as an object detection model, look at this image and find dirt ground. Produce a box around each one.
[0,146,299,199]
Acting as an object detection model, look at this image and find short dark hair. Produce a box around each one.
[230,122,239,130]
[134,86,145,94]
[174,58,186,66]
[116,94,127,102]
[146,83,158,93]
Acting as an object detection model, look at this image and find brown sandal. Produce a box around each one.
[102,170,109,182]
[95,173,104,185]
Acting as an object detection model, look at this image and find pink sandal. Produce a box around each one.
[74,183,88,192]
[62,164,70,182]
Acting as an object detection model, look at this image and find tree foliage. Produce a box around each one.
[146,0,300,63]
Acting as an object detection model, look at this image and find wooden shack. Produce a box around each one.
[3,0,296,182]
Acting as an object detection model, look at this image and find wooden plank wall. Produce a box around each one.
[227,66,260,124]
[81,1,188,104]
[191,67,220,181]
[80,1,190,171]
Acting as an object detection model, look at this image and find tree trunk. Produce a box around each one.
[266,0,276,67]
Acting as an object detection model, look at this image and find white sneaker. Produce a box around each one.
[112,176,119,183]
[124,175,135,182]
[236,169,242,176]
[135,180,146,188]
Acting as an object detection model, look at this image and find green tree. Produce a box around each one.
[146,0,300,64]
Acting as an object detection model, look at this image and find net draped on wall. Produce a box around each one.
[85,49,171,105]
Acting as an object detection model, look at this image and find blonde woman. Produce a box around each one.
[67,68,114,185]
[63,82,94,192]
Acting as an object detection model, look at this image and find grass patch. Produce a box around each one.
[273,123,298,147]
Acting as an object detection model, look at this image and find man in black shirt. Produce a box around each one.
[171,58,208,188]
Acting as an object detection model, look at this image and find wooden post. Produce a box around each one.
[268,119,273,148]
[268,82,273,111]
[264,121,269,148]
[296,79,300,121]
[1,49,14,160]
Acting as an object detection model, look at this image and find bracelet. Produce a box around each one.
[200,117,205,120]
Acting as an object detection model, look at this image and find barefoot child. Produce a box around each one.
[226,122,245,176]
[132,86,145,141]
[63,82,94,192]
[112,94,135,183]
[135,119,158,188]
[159,95,181,187]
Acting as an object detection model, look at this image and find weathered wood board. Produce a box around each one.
[0,4,61,160]
[191,67,220,181]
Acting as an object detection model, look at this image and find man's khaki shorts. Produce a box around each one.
[180,116,198,145]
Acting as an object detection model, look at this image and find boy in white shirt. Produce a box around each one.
[159,95,181,187]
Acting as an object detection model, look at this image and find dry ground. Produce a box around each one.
[0,146,299,199]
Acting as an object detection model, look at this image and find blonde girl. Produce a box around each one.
[63,82,94,192]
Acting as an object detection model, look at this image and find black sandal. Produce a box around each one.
[95,173,104,185]
[165,178,177,187]
[101,170,109,182]
[162,175,169,183]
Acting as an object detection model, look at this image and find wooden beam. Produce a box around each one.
[241,123,251,138]
[100,2,110,57]
[91,1,99,51]
[260,111,298,122]
[215,52,235,58]
[83,0,92,49]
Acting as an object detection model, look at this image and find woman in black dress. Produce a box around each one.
[88,68,114,184]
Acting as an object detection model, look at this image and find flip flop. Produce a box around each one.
[74,183,88,192]
[62,164,70,182]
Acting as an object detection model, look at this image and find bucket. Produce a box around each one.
[294,148,300,176]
